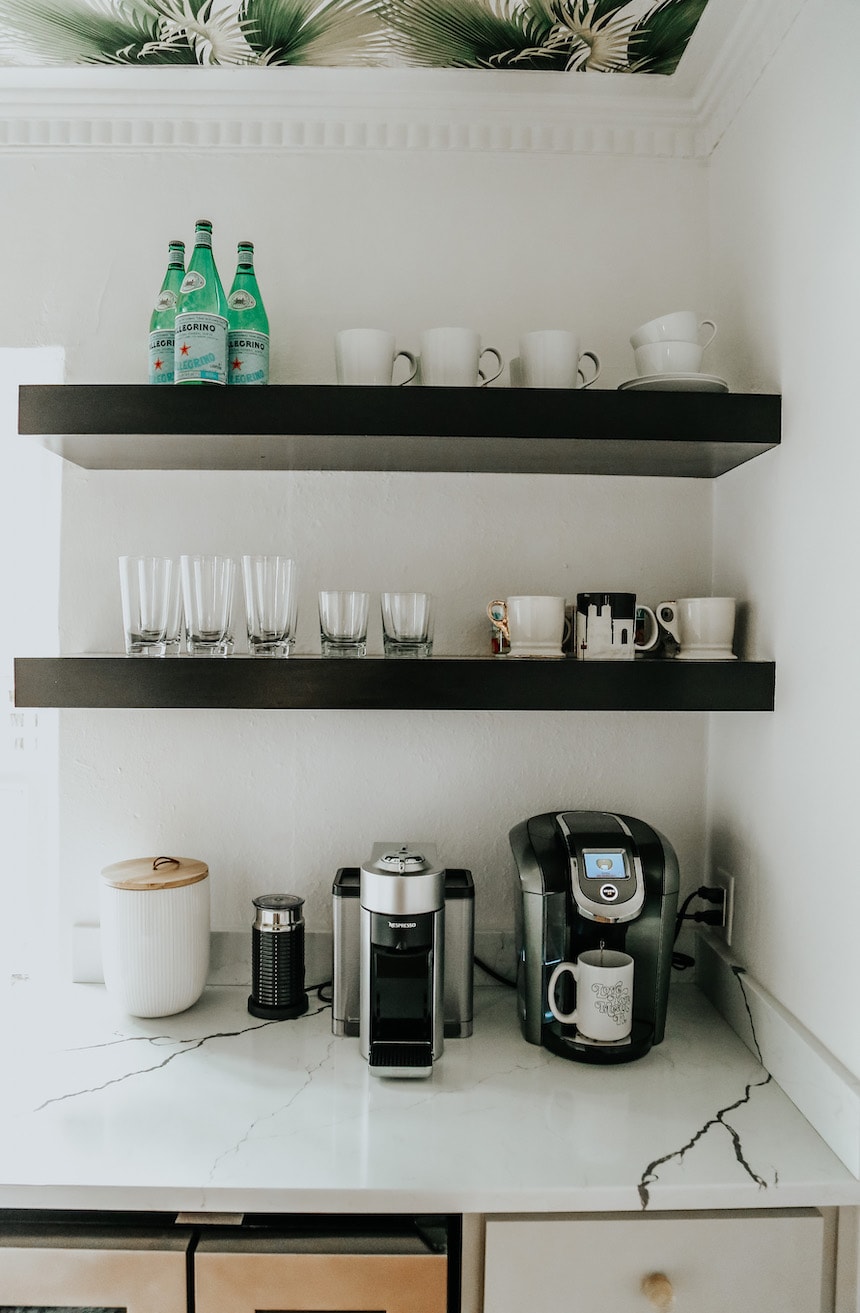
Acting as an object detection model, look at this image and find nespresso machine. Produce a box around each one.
[332,842,474,1078]
[510,810,679,1064]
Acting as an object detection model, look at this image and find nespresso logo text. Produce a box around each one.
[388,920,417,929]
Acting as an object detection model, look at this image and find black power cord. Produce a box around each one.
[672,884,726,970]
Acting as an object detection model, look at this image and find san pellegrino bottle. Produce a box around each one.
[148,240,184,385]
[174,219,229,385]
[227,242,270,385]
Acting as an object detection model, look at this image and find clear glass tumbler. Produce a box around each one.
[242,556,298,657]
[118,556,182,657]
[180,554,236,656]
[318,590,370,658]
[380,591,435,657]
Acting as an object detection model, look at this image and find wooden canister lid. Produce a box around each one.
[101,855,209,891]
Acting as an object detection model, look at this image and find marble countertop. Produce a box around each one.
[1,975,857,1216]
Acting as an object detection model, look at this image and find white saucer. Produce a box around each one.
[675,649,737,661]
[619,373,729,393]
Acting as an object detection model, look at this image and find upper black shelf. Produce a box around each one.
[18,385,781,478]
[13,655,776,713]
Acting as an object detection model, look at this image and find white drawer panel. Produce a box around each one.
[484,1210,825,1313]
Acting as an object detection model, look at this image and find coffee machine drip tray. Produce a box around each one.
[543,1019,654,1066]
[369,1041,433,1077]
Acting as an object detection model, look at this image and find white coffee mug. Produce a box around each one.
[518,330,601,389]
[574,592,659,661]
[335,328,417,386]
[487,595,567,657]
[634,340,703,376]
[630,311,717,351]
[548,949,634,1042]
[419,328,503,387]
[656,596,737,660]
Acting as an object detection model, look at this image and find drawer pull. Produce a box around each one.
[641,1272,675,1310]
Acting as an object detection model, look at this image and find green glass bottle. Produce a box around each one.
[174,219,229,386]
[227,241,270,386]
[148,240,184,385]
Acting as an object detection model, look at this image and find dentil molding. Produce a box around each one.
[0,0,810,159]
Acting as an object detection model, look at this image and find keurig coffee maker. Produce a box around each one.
[358,842,448,1078]
[510,810,679,1064]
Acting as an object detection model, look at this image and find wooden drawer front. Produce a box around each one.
[0,1228,191,1313]
[484,1211,825,1313]
[195,1250,448,1313]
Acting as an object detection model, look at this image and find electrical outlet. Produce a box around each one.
[713,868,735,946]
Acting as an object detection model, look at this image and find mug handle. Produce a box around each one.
[577,350,601,389]
[547,960,578,1025]
[478,347,503,387]
[394,350,418,386]
[487,599,510,642]
[699,319,717,351]
[656,600,680,646]
[634,604,660,652]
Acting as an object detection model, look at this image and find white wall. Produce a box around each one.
[708,0,860,1076]
[0,144,719,971]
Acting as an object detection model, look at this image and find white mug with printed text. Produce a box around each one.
[547,948,634,1042]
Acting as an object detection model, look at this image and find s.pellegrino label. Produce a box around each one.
[174,312,229,385]
[227,241,269,386]
[148,239,184,384]
[228,327,270,385]
[174,220,229,386]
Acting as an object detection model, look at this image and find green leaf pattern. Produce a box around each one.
[0,0,708,71]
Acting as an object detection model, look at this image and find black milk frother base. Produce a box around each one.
[247,894,309,1020]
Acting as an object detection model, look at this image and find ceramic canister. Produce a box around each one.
[100,855,210,1017]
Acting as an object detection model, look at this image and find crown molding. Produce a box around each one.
[0,2,810,161]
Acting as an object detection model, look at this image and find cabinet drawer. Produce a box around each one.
[0,1225,192,1313]
[195,1232,448,1313]
[484,1210,825,1313]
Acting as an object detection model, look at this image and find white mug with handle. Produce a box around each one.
[419,327,503,387]
[547,948,634,1042]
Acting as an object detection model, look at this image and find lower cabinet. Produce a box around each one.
[0,1221,449,1313]
[193,1229,448,1313]
[482,1211,829,1313]
[0,1225,192,1312]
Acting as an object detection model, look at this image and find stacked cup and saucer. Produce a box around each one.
[619,310,727,392]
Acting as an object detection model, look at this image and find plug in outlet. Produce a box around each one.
[713,868,735,946]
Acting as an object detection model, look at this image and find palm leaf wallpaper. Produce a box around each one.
[0,0,710,71]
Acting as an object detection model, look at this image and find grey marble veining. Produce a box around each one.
[0,976,856,1214]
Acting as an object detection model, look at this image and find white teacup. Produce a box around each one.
[548,949,634,1043]
[487,595,567,658]
[656,596,737,660]
[634,340,704,376]
[517,330,601,389]
[335,328,417,386]
[419,328,503,387]
[630,311,717,350]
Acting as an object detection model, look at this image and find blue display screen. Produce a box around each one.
[583,850,628,881]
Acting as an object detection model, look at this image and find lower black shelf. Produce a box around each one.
[14,656,776,712]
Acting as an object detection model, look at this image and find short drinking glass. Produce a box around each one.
[180,554,236,656]
[242,556,298,657]
[381,591,435,657]
[318,590,370,658]
[119,556,182,657]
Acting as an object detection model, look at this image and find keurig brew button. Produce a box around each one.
[600,883,619,901]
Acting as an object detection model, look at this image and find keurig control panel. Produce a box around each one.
[556,812,645,922]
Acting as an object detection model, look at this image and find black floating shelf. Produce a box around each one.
[18,385,781,478]
[14,656,776,713]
